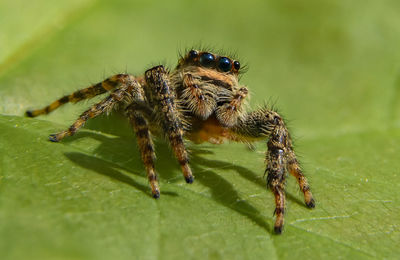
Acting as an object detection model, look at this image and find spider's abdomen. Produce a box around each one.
[186,116,231,144]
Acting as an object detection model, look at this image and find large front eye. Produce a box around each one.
[218,57,232,72]
[199,53,215,67]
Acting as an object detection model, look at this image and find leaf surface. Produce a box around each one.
[1,0,399,259]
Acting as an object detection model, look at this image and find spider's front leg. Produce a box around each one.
[232,109,315,234]
[145,66,194,183]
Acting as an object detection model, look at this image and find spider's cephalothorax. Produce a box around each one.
[25,49,315,234]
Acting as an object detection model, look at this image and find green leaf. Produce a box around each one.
[1,0,399,259]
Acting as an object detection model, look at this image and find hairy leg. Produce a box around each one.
[127,107,160,198]
[49,75,141,142]
[231,108,315,234]
[287,151,315,208]
[145,66,194,183]
[26,74,129,117]
[266,119,288,234]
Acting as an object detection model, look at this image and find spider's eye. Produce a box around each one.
[188,50,198,59]
[199,53,215,67]
[233,60,240,70]
[218,57,232,72]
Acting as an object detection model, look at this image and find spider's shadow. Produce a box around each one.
[63,114,305,234]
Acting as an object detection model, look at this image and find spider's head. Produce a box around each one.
[171,49,247,119]
[176,50,241,76]
[173,49,245,94]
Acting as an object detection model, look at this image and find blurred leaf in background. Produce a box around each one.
[0,0,399,259]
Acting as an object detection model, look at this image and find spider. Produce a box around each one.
[25,49,315,234]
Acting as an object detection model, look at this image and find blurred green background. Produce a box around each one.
[0,0,399,259]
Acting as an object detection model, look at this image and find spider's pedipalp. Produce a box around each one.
[215,87,248,127]
[181,73,217,119]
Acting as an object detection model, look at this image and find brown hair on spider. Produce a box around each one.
[25,48,315,235]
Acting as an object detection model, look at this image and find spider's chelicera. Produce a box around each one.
[26,49,315,234]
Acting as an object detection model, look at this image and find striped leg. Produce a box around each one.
[49,75,140,142]
[127,108,160,198]
[266,123,288,234]
[231,109,315,234]
[26,74,128,117]
[287,151,315,208]
[145,66,194,183]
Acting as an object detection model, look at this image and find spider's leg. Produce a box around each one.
[127,106,160,198]
[215,87,248,127]
[231,108,315,234]
[49,75,140,142]
[287,151,315,208]
[145,66,194,183]
[266,119,288,234]
[26,74,127,117]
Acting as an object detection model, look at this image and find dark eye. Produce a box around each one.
[199,53,215,67]
[188,50,198,59]
[218,57,232,72]
[233,60,240,70]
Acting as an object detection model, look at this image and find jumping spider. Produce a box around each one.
[26,49,315,234]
